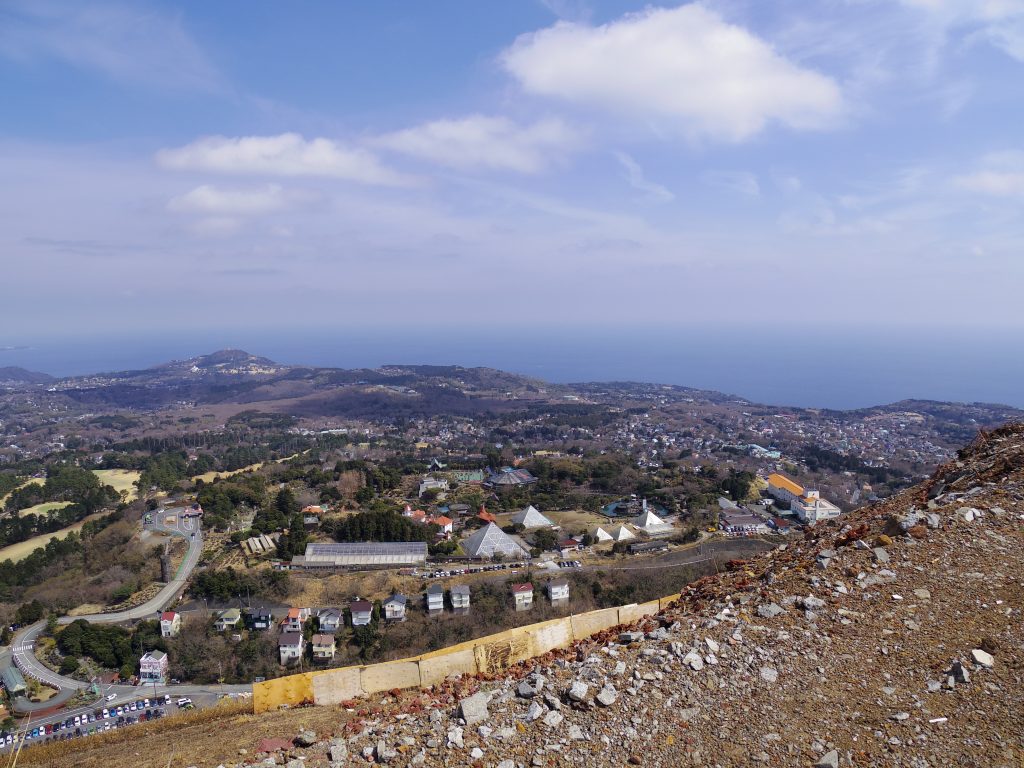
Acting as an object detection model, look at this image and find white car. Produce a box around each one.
[176,697,192,707]
[105,693,117,701]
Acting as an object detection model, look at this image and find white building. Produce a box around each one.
[139,650,168,683]
[317,608,343,633]
[593,526,614,542]
[425,583,445,615]
[349,600,373,626]
[279,632,305,665]
[383,594,407,622]
[451,584,471,614]
[511,583,534,611]
[547,579,569,604]
[160,611,181,638]
[767,473,805,506]
[311,634,336,661]
[791,490,842,525]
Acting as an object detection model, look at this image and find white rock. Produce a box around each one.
[971,648,995,668]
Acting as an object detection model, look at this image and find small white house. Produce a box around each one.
[451,584,471,614]
[547,579,569,604]
[317,608,343,633]
[349,600,373,626]
[383,594,407,622]
[425,584,445,615]
[511,583,534,612]
[279,632,305,665]
[160,611,181,638]
[139,650,168,683]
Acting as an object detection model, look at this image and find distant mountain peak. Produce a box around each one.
[0,366,55,384]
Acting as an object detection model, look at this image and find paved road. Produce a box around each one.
[7,508,252,720]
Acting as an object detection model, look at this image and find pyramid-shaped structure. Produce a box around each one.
[633,509,665,529]
[461,522,529,559]
[610,525,635,541]
[511,505,554,529]
[593,526,613,542]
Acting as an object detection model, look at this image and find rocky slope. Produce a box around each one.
[24,425,1024,768]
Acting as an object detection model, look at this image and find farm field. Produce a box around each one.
[0,511,107,563]
[92,468,141,501]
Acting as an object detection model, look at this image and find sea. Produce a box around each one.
[2,327,1022,411]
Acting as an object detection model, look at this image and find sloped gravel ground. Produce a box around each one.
[22,424,1024,768]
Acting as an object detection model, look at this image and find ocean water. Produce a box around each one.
[2,327,1022,410]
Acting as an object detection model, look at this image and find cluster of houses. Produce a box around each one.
[169,574,574,669]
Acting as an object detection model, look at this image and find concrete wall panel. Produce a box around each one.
[418,646,478,687]
[312,667,362,706]
[360,660,421,695]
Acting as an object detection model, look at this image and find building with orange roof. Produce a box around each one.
[767,473,805,505]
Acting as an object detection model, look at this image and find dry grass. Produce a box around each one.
[14,699,271,768]
[92,469,141,501]
[191,463,266,484]
[0,512,107,563]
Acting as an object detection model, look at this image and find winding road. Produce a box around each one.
[6,508,252,720]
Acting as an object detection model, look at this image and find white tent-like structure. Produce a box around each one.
[609,525,635,542]
[593,526,614,542]
[461,522,530,559]
[511,505,554,529]
[633,508,674,536]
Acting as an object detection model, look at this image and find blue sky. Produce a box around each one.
[2,0,1024,338]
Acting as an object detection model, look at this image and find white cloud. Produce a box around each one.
[898,0,1024,60]
[702,170,761,197]
[955,170,1024,196]
[953,152,1024,196]
[156,133,412,186]
[374,115,578,173]
[501,4,843,142]
[168,184,301,216]
[0,0,224,91]
[613,152,674,202]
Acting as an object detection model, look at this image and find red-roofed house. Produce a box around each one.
[478,509,497,524]
[432,515,454,536]
[511,582,534,612]
[160,611,181,638]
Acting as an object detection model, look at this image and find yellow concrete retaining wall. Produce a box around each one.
[254,593,682,713]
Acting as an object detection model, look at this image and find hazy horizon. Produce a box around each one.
[3,326,1023,411]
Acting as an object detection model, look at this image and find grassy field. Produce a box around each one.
[0,512,107,563]
[92,469,141,501]
[16,500,72,518]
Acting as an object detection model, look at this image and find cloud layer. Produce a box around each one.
[156,134,411,186]
[501,4,843,141]
[374,115,578,173]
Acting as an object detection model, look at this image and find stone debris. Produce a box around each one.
[198,423,1024,768]
[971,648,995,668]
